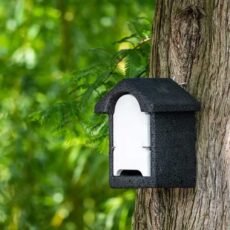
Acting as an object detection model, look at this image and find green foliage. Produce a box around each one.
[0,0,153,229]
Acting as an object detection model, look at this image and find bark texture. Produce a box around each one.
[134,0,230,229]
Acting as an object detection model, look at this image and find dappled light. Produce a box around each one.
[0,0,153,229]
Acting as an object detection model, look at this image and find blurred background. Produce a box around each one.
[0,0,154,229]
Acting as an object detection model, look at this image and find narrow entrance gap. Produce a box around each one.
[119,170,143,176]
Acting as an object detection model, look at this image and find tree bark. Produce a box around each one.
[134,0,230,229]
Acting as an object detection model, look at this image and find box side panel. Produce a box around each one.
[109,115,114,186]
[154,112,196,187]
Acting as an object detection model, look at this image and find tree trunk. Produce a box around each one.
[134,0,230,229]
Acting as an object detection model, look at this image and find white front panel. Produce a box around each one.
[113,94,151,176]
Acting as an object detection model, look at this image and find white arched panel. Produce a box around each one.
[113,94,151,176]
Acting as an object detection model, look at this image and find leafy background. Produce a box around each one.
[0,0,154,229]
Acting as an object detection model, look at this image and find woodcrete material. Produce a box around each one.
[95,78,200,188]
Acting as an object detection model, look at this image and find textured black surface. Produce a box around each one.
[96,78,200,188]
[95,78,200,114]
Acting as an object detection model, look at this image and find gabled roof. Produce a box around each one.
[95,78,200,114]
